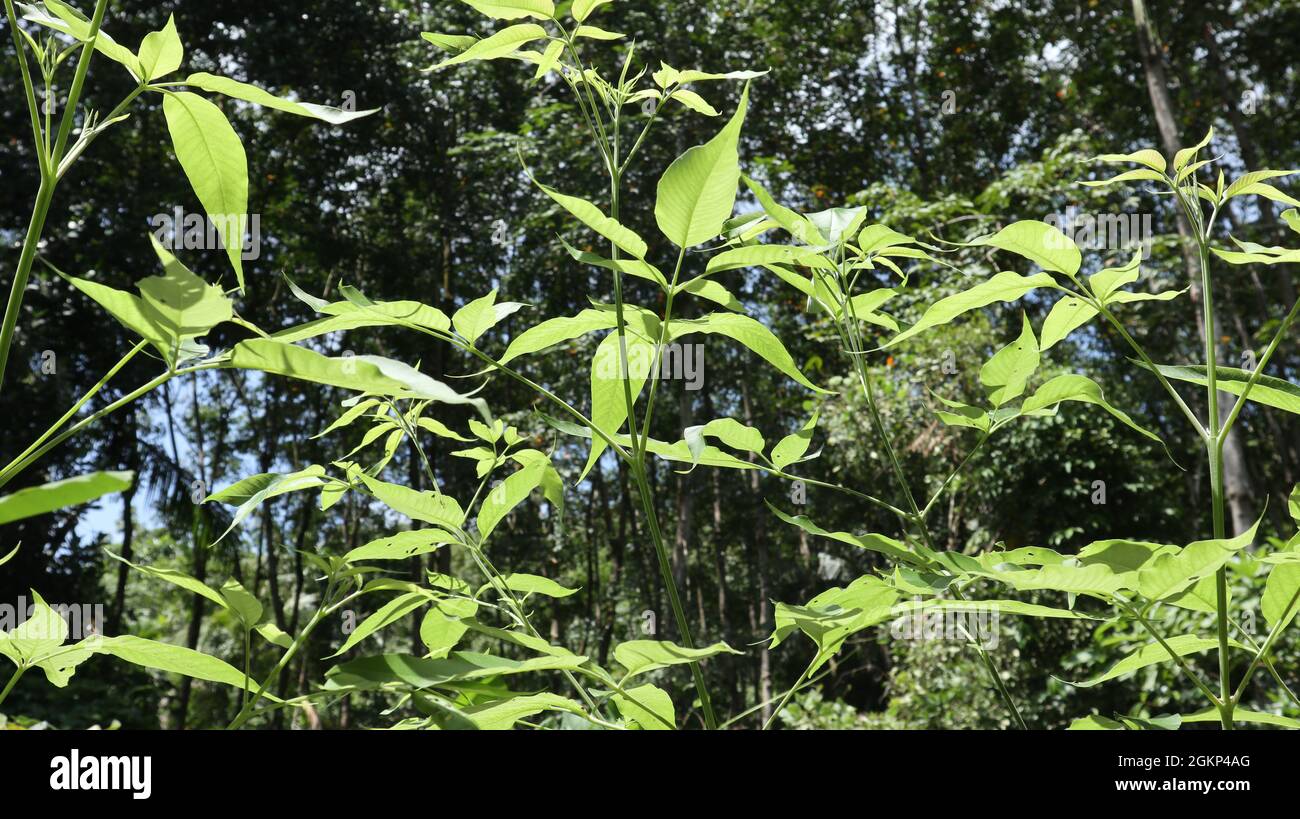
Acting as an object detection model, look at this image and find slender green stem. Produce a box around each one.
[763,654,817,730]
[2,339,147,483]
[1218,296,1300,441]
[1231,581,1300,706]
[0,180,55,396]
[4,0,49,175]
[0,361,219,490]
[0,665,25,709]
[1121,601,1222,707]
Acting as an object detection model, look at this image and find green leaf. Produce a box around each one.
[684,418,764,467]
[1136,516,1262,601]
[354,473,466,531]
[465,693,585,729]
[98,634,268,693]
[884,271,1057,348]
[705,244,830,275]
[580,330,654,478]
[498,309,618,366]
[1079,168,1165,187]
[1,590,66,663]
[343,530,456,562]
[421,32,478,53]
[183,73,379,124]
[1290,484,1300,523]
[1173,127,1214,172]
[139,235,234,362]
[612,639,741,679]
[497,573,579,598]
[0,471,133,526]
[574,25,623,40]
[536,183,650,259]
[323,651,587,691]
[654,83,749,247]
[1064,634,1243,688]
[1040,295,1097,350]
[1088,149,1166,173]
[21,1,143,78]
[1144,362,1300,416]
[770,409,819,470]
[966,220,1081,277]
[668,312,829,393]
[136,14,182,81]
[1262,563,1300,632]
[1020,374,1163,443]
[980,313,1039,406]
[477,460,548,540]
[206,466,330,542]
[612,683,675,730]
[429,24,548,70]
[740,175,826,245]
[219,579,263,628]
[669,89,717,116]
[1181,708,1300,730]
[453,289,524,344]
[461,0,555,20]
[419,599,477,658]
[571,0,612,22]
[162,91,249,289]
[105,549,228,610]
[329,592,432,657]
[766,503,917,563]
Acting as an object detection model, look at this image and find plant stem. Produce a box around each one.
[1194,217,1233,729]
[0,180,55,395]
[0,665,25,709]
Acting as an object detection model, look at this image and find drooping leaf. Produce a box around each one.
[1143,362,1300,417]
[668,312,829,393]
[105,549,228,610]
[1020,374,1163,443]
[183,73,379,124]
[1064,635,1244,688]
[770,410,819,471]
[343,530,457,562]
[162,91,249,289]
[884,271,1057,348]
[429,24,549,71]
[612,639,741,679]
[965,220,1081,277]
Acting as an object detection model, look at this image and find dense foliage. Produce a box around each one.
[1,0,1298,731]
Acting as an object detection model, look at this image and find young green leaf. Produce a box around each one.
[654,83,750,247]
[979,313,1039,406]
[137,14,182,81]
